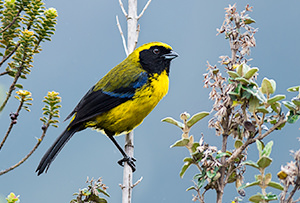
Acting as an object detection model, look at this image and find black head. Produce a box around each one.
[138,43,178,75]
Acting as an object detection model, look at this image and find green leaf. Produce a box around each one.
[287,85,300,92]
[260,77,276,95]
[207,167,219,179]
[256,106,272,114]
[212,68,219,74]
[264,173,272,186]
[227,171,237,183]
[238,180,260,190]
[15,84,23,89]
[196,177,206,189]
[244,67,258,79]
[257,156,272,169]
[186,186,196,191]
[161,117,184,129]
[249,97,260,112]
[257,138,264,154]
[242,160,259,169]
[228,91,240,98]
[88,194,107,203]
[216,152,231,159]
[234,139,243,149]
[271,101,281,114]
[183,157,194,163]
[186,111,210,128]
[267,94,286,105]
[194,171,206,188]
[287,110,300,124]
[256,88,267,103]
[265,193,278,201]
[283,101,297,110]
[97,188,110,197]
[292,97,300,107]
[191,142,200,153]
[268,181,284,190]
[170,138,189,148]
[227,70,240,78]
[244,17,256,24]
[261,141,273,157]
[237,63,250,77]
[235,77,250,84]
[241,89,252,99]
[249,193,264,203]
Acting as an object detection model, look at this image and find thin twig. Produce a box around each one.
[293,197,300,203]
[286,184,300,203]
[281,183,290,202]
[137,0,152,20]
[118,0,128,18]
[119,183,125,190]
[132,176,143,188]
[0,71,9,76]
[0,101,23,150]
[116,15,128,56]
[226,116,287,166]
[0,123,49,176]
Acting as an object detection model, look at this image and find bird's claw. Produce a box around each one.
[118,156,136,172]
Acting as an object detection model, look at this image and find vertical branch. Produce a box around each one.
[117,1,152,202]
[122,1,137,203]
[126,0,138,54]
[122,132,134,203]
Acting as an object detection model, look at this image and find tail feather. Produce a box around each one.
[36,125,80,175]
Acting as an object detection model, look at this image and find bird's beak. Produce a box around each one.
[162,50,179,60]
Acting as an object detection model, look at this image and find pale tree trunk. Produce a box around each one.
[116,1,152,203]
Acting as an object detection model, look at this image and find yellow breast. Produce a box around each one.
[89,70,169,135]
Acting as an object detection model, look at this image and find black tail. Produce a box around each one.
[36,125,80,175]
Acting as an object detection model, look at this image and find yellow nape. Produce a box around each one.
[128,42,173,64]
[86,70,169,135]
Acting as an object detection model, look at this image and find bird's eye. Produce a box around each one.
[153,48,160,55]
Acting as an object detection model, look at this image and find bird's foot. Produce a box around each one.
[118,156,136,172]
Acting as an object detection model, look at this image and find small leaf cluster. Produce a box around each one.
[6,192,20,203]
[228,63,286,128]
[0,0,57,80]
[283,85,300,124]
[0,0,21,56]
[162,111,209,154]
[40,91,61,128]
[71,177,109,203]
[239,140,283,203]
[7,29,35,79]
[14,89,32,112]
[163,112,228,190]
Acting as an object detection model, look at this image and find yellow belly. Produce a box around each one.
[86,70,169,135]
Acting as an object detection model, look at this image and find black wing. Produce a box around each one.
[65,71,148,127]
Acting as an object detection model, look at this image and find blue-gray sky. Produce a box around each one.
[1,1,300,202]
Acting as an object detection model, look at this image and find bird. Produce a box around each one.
[36,42,178,175]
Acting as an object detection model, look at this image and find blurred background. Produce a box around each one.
[0,0,299,202]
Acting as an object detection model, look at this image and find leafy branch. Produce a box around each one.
[71,177,110,203]
[0,91,61,176]
[0,0,57,111]
[163,4,300,203]
[0,89,32,150]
